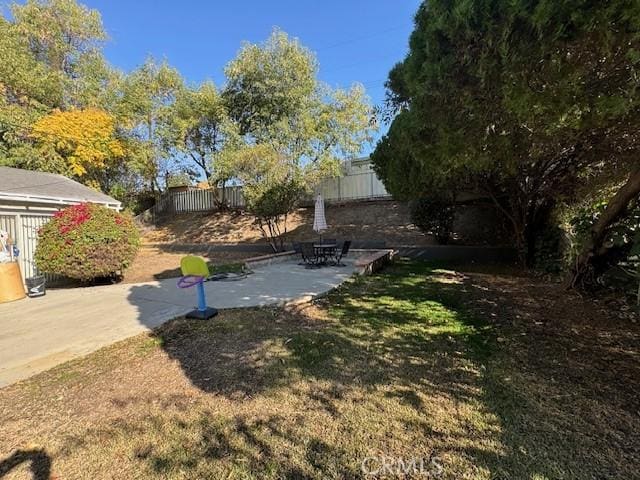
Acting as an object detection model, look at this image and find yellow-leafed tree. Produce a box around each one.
[31,108,125,187]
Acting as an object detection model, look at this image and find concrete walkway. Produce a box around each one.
[0,259,355,388]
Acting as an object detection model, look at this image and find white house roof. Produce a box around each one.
[0,167,121,208]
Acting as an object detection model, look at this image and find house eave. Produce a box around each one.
[0,192,121,210]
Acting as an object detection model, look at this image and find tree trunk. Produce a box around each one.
[524,199,554,268]
[484,184,527,265]
[219,180,227,210]
[567,164,640,289]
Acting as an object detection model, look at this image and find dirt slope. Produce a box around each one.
[144,200,435,247]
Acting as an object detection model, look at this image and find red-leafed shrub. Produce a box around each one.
[35,203,140,281]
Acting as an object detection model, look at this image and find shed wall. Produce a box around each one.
[0,211,57,283]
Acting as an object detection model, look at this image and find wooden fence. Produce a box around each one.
[144,186,244,220]
[145,171,391,220]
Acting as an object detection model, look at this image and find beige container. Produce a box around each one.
[0,262,26,303]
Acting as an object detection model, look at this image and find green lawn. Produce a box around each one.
[1,260,637,479]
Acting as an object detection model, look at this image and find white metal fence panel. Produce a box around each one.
[318,177,341,200]
[171,190,216,213]
[371,174,389,198]
[352,173,372,199]
[20,214,55,281]
[318,171,390,202]
[146,170,390,218]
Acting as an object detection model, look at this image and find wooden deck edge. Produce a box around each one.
[353,249,396,276]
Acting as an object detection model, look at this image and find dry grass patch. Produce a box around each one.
[1,260,638,479]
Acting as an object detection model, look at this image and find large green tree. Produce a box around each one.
[224,30,373,174]
[0,16,61,164]
[1,0,115,170]
[118,58,184,192]
[168,81,234,182]
[222,30,374,249]
[11,0,107,106]
[372,0,640,275]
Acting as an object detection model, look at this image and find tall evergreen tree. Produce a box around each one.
[372,0,640,275]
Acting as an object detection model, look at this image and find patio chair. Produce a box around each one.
[301,242,321,268]
[292,242,306,265]
[333,240,351,266]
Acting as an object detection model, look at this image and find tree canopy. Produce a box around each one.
[372,0,640,280]
[224,30,373,180]
[30,108,124,187]
[1,4,373,217]
[1,0,112,175]
[117,58,185,192]
[220,30,374,248]
[168,81,232,181]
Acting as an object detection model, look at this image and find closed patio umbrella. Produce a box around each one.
[313,194,327,242]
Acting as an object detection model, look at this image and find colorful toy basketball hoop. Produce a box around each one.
[177,256,218,319]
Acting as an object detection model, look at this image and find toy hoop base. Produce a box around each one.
[186,307,218,320]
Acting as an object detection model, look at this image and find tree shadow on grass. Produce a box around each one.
[115,261,502,477]
[0,449,51,480]
[415,264,640,479]
[108,410,363,479]
[117,258,640,478]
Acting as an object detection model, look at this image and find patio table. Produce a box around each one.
[313,243,337,265]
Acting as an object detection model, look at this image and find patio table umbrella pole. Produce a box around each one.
[313,194,328,243]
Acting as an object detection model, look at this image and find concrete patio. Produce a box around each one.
[0,259,355,388]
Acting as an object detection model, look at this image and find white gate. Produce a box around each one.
[0,213,55,282]
[19,215,54,280]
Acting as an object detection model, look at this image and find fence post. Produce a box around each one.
[14,214,26,282]
[370,172,374,198]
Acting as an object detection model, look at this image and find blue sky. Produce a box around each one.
[82,0,422,154]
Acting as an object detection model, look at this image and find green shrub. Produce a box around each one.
[244,177,307,252]
[410,197,455,244]
[560,192,640,293]
[561,191,639,264]
[35,203,140,281]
